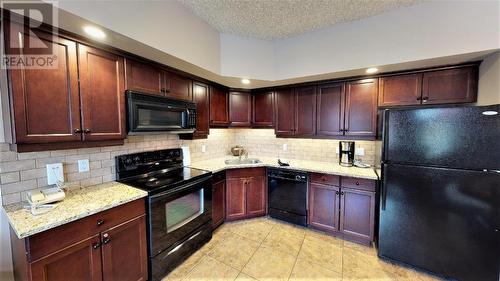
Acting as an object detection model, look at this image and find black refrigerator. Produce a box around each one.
[378,104,500,281]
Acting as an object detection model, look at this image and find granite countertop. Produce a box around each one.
[190,156,379,180]
[3,182,148,239]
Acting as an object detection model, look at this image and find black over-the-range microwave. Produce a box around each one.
[126,90,197,134]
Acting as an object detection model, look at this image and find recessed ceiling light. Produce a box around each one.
[241,78,250,84]
[366,67,378,74]
[83,26,106,39]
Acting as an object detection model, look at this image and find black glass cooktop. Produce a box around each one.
[121,167,211,192]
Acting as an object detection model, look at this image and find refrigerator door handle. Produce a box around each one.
[381,175,387,211]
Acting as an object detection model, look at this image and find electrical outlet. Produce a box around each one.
[355,147,365,156]
[282,144,288,151]
[78,159,90,173]
[201,144,206,153]
[46,163,64,185]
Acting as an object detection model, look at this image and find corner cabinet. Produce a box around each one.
[4,22,126,151]
[225,168,266,221]
[378,65,478,107]
[229,91,252,127]
[308,173,376,245]
[252,91,274,127]
[11,199,148,281]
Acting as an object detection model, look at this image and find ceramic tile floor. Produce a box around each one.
[162,217,444,281]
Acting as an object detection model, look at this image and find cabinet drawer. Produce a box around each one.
[28,199,145,261]
[341,177,376,192]
[310,173,340,186]
[227,168,265,178]
[213,171,226,183]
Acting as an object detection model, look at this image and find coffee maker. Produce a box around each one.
[339,141,355,167]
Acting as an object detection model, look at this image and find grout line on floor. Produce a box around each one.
[238,220,276,280]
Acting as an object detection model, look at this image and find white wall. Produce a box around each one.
[220,33,276,80]
[274,1,500,80]
[57,0,221,74]
[477,51,500,105]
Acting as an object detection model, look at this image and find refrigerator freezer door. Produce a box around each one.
[383,105,500,170]
[379,163,500,281]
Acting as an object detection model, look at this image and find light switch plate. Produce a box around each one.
[46,163,64,185]
[283,144,288,151]
[355,147,365,156]
[78,159,90,173]
[201,144,206,153]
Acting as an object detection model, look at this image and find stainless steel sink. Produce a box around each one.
[224,158,262,165]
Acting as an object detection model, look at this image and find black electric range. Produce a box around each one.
[116,148,213,281]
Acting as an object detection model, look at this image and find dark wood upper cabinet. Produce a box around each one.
[229,91,252,127]
[252,91,274,127]
[78,45,126,141]
[295,86,317,136]
[422,66,478,104]
[6,22,82,144]
[339,188,375,244]
[378,74,422,107]
[192,82,210,138]
[125,59,164,95]
[344,79,378,137]
[210,86,229,126]
[316,83,345,137]
[275,89,295,136]
[308,182,340,233]
[31,234,103,281]
[165,72,192,101]
[101,216,148,281]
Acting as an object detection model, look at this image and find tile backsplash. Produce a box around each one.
[0,129,376,206]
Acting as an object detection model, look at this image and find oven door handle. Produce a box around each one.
[149,176,211,201]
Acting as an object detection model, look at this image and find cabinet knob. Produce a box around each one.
[96,219,104,226]
[422,97,429,103]
[355,181,359,186]
[74,128,82,134]
[102,233,111,244]
[84,129,91,134]
[335,191,339,195]
[92,242,101,249]
[416,97,422,101]
[340,191,345,195]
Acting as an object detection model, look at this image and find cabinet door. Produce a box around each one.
[275,89,295,136]
[225,178,247,220]
[340,188,375,244]
[378,74,422,106]
[165,72,192,101]
[192,82,210,137]
[229,92,252,127]
[101,216,148,281]
[308,183,340,233]
[295,86,317,136]
[246,176,266,217]
[6,22,82,144]
[316,83,345,136]
[252,92,274,127]
[209,86,229,126]
[125,59,164,95]
[78,45,126,141]
[344,79,378,137]
[31,234,103,281]
[212,179,225,228]
[422,66,478,104]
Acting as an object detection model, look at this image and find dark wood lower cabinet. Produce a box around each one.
[308,183,340,232]
[212,172,226,228]
[308,173,376,245]
[340,188,376,244]
[10,199,147,281]
[225,168,266,221]
[31,234,103,281]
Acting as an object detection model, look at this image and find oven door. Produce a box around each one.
[127,91,196,133]
[147,177,212,257]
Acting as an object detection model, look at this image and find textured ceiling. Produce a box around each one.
[179,0,423,40]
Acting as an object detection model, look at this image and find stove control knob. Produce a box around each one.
[295,175,301,181]
[125,158,133,165]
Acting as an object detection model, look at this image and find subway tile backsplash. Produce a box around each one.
[0,129,375,205]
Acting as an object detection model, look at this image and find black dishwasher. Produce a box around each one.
[268,168,308,226]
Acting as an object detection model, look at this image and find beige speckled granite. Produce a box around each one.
[190,156,379,180]
[3,182,147,239]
